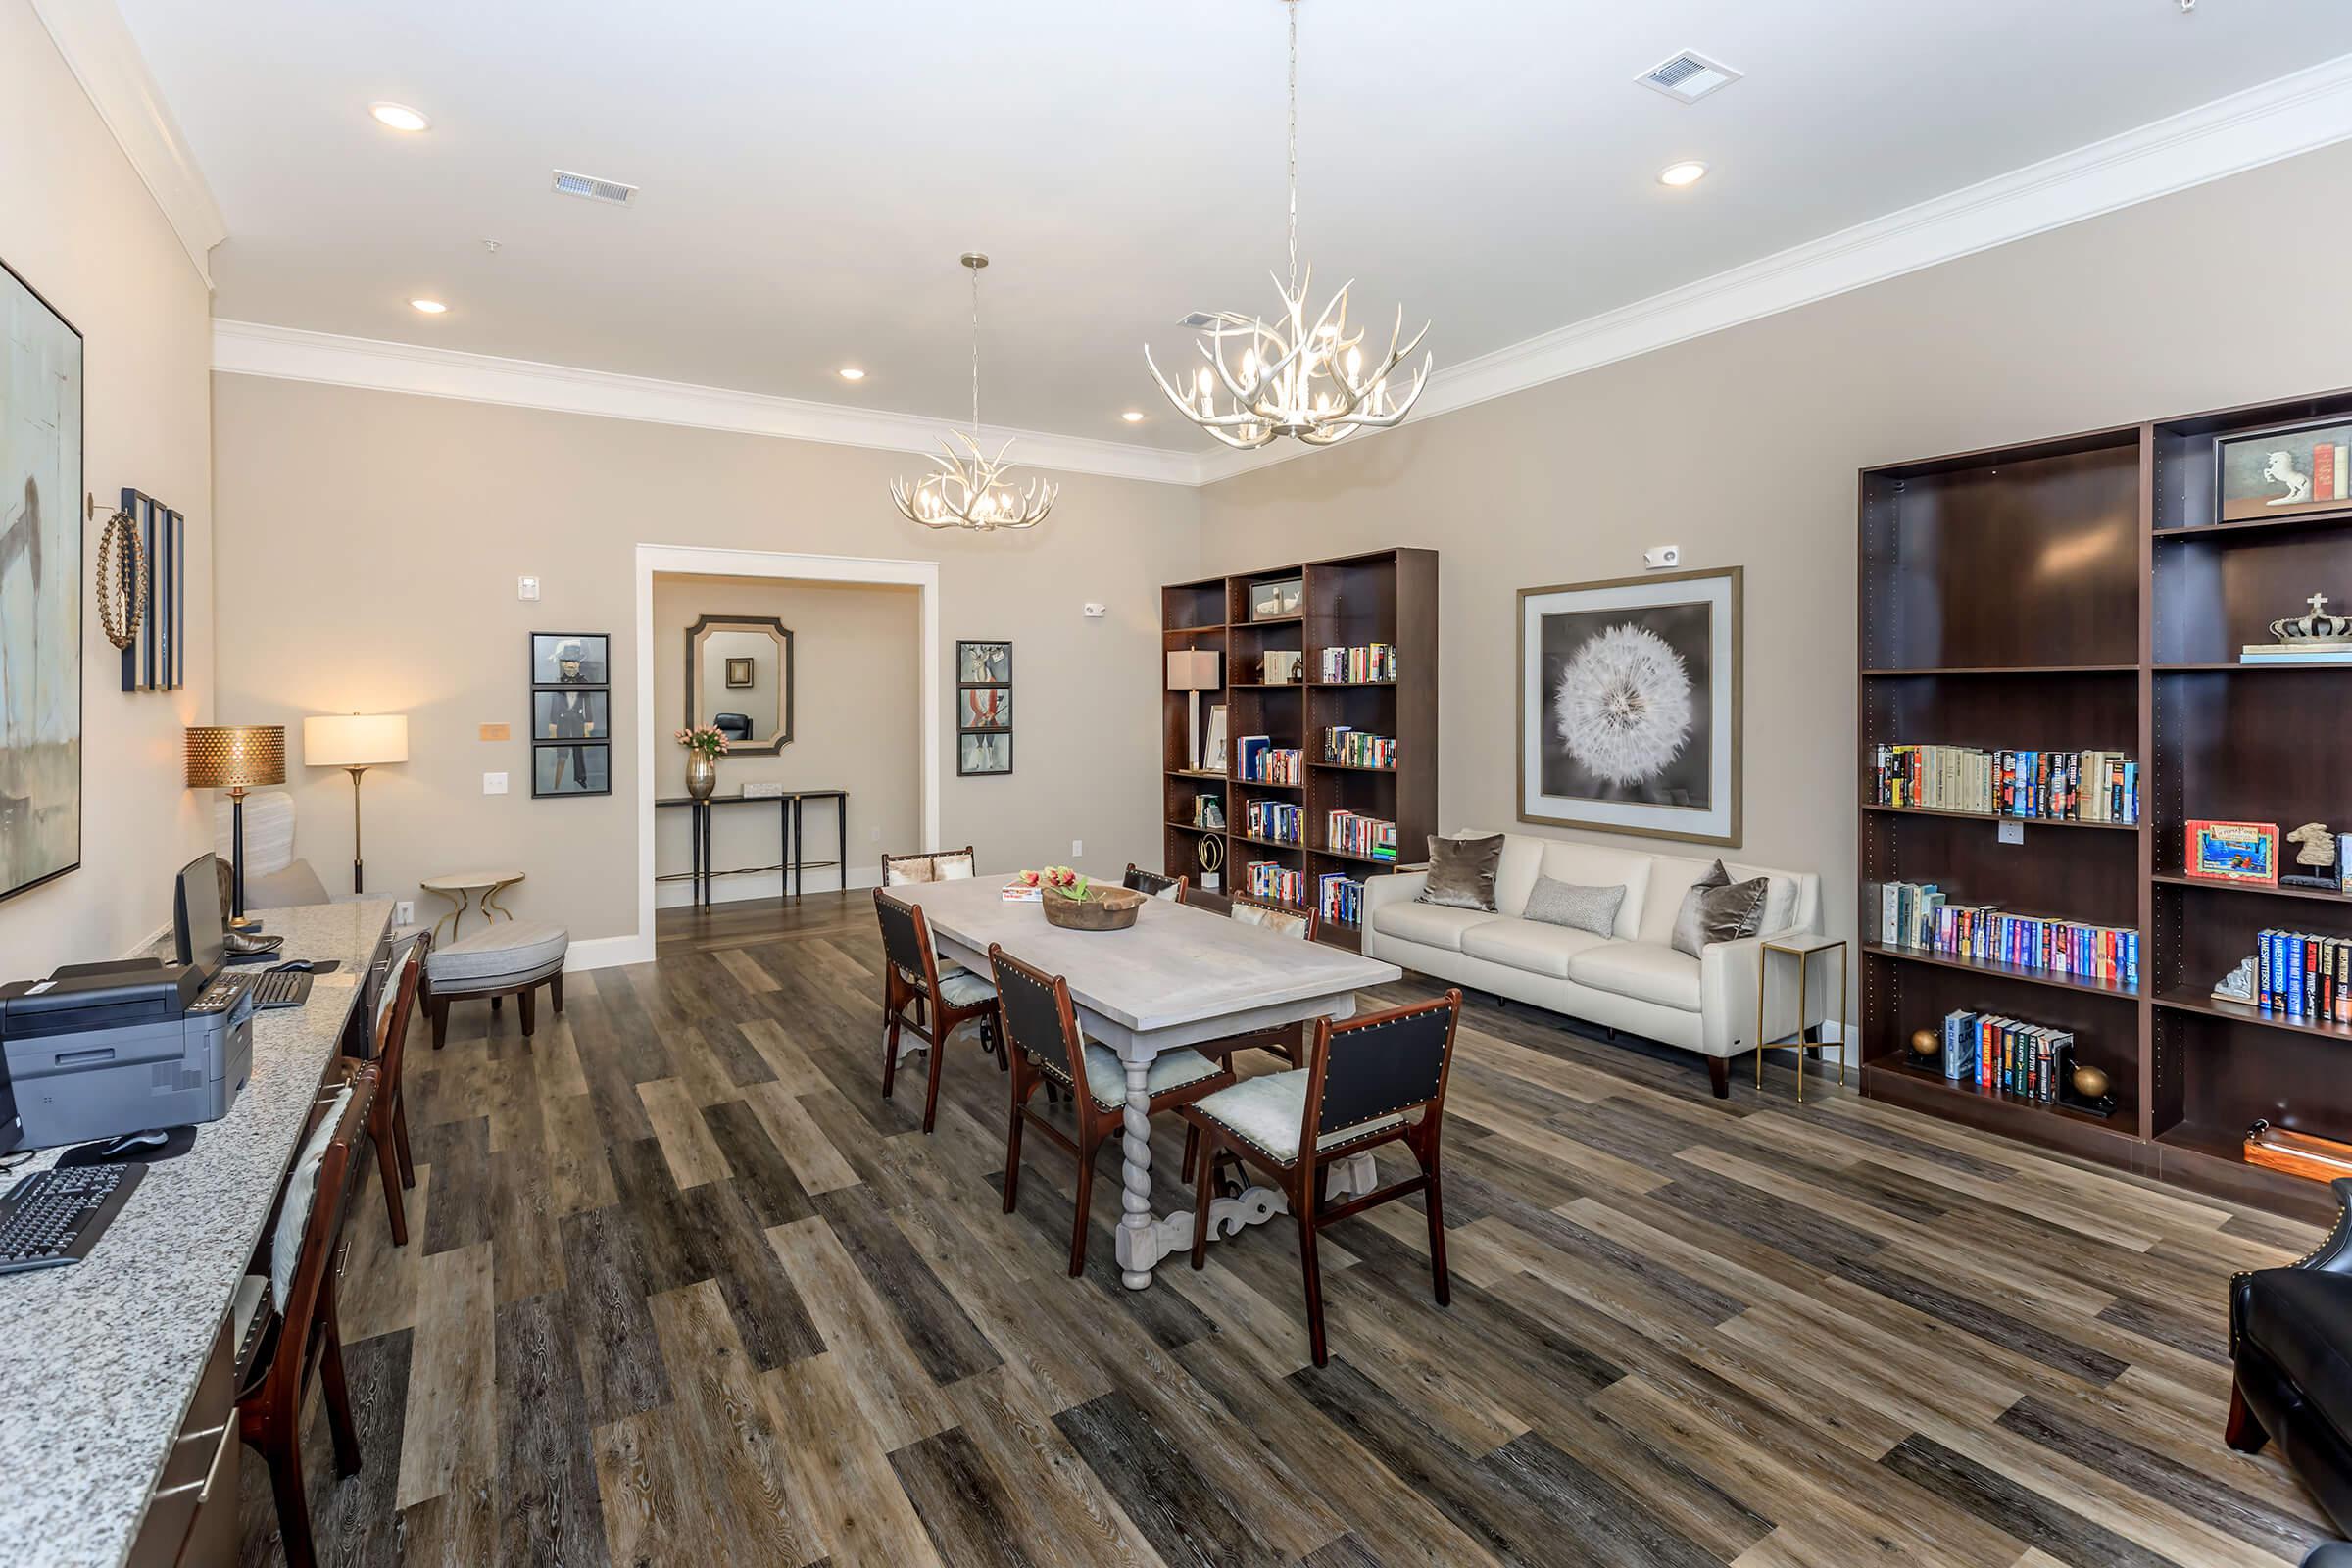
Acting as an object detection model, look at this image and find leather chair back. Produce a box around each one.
[986,944,1081,1085]
[1308,991,1462,1145]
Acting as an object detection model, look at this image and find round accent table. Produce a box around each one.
[421,868,526,943]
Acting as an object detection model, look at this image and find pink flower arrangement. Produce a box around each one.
[1020,865,1092,901]
[675,723,731,760]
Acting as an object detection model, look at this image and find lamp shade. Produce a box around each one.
[304,713,410,768]
[185,725,287,790]
[1164,649,1221,692]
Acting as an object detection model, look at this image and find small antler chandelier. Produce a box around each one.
[892,252,1055,532]
[1146,0,1432,451]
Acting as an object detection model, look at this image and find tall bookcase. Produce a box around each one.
[1859,386,2352,1221]
[1160,549,1438,950]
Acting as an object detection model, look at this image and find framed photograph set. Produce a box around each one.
[532,631,612,798]
[956,640,1012,776]
[1517,566,1742,847]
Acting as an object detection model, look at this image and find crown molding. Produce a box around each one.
[211,319,1202,486]
[32,0,225,286]
[1197,51,2352,486]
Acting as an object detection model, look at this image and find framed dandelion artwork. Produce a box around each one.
[1517,566,1741,846]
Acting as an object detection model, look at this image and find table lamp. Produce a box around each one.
[303,713,409,894]
[185,724,286,924]
[1165,649,1222,771]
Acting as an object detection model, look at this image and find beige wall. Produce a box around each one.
[210,375,1200,950]
[0,0,214,974]
[1199,139,2352,1012]
[650,573,919,904]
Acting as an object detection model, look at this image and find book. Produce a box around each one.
[2319,443,2337,506]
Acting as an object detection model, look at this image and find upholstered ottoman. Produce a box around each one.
[421,919,569,1049]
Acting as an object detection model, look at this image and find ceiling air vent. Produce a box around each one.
[552,170,637,206]
[1637,51,1742,104]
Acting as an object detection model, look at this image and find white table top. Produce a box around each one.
[420,869,525,892]
[890,876,1399,1041]
[0,899,390,1567]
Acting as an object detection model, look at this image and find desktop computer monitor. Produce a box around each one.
[172,853,226,981]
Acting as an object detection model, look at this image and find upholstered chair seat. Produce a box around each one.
[1188,1069,1405,1162]
[896,962,995,1008]
[1029,1043,1224,1112]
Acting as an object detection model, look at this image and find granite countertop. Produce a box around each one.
[0,899,390,1568]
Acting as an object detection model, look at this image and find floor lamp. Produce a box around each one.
[303,713,409,895]
[1165,649,1222,771]
[185,725,286,927]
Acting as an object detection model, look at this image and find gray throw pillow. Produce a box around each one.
[1522,877,1625,938]
[1671,860,1770,956]
[1417,833,1503,911]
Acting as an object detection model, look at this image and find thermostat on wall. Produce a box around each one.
[1642,546,1681,570]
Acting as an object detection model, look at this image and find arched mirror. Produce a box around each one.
[685,615,794,754]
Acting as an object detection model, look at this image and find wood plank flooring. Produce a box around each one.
[240,892,2333,1566]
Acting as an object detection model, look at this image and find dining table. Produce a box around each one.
[887,875,1401,1288]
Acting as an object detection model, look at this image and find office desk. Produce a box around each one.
[657,788,849,904]
[0,898,392,1568]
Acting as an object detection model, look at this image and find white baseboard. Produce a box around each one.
[565,933,654,971]
[653,864,881,909]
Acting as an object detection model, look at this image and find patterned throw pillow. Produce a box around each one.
[1671,860,1770,956]
[1522,877,1626,938]
[1417,833,1503,911]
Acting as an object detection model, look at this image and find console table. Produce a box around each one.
[657,789,848,905]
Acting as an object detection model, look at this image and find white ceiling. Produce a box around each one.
[121,0,2352,453]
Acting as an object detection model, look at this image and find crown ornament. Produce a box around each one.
[2269,591,2352,647]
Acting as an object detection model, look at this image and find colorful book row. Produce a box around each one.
[1246,799,1302,845]
[1238,736,1302,785]
[1324,809,1397,861]
[1320,644,1396,683]
[1870,744,2138,823]
[1880,880,2138,986]
[2257,930,2352,1024]
[1942,1009,2076,1102]
[1319,872,1365,928]
[1246,860,1306,908]
[1323,726,1397,769]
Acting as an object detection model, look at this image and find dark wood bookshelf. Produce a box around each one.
[1858,803,2139,832]
[1160,549,1437,948]
[1859,384,2352,1219]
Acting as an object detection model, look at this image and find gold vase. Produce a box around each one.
[686,751,717,801]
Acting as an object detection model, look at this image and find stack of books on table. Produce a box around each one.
[1319,644,1396,683]
[1318,872,1365,928]
[2256,929,2352,1023]
[1324,809,1397,861]
[1880,880,2138,985]
[1246,861,1306,907]
[1238,737,1302,785]
[1870,744,2137,822]
[1940,1009,2076,1102]
[1246,799,1302,844]
[2240,643,2352,665]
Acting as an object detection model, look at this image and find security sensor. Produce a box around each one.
[1083,602,1107,618]
[1642,545,1681,571]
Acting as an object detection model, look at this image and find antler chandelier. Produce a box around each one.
[892,252,1056,531]
[1146,0,1432,450]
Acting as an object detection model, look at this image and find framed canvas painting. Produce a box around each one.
[1518,566,1741,847]
[0,259,84,904]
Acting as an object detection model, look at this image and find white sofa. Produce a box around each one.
[1362,831,1822,1096]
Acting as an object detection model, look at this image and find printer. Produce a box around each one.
[0,964,254,1150]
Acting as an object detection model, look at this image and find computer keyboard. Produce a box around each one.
[0,1163,145,1274]
[250,968,313,1010]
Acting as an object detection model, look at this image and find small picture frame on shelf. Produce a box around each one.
[1202,703,1229,770]
[2186,819,2278,885]
[2216,416,2352,523]
[1250,577,1303,620]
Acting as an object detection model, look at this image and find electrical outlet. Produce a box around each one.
[1997,819,2024,845]
[395,900,416,925]
[484,771,509,795]
[1071,838,1083,858]
[516,575,541,601]
[869,827,881,842]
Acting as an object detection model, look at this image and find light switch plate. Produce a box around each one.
[516,576,541,601]
[394,900,416,926]
[1997,819,2024,845]
[1071,838,1084,858]
[484,771,509,795]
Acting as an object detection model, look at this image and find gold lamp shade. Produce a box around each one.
[184,725,287,791]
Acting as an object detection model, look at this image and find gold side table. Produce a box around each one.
[1755,936,1848,1102]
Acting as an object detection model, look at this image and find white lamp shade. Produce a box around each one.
[1165,649,1221,692]
[304,713,409,767]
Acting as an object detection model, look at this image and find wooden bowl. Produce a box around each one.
[1040,886,1146,931]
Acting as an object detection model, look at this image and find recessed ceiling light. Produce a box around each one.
[369,102,430,132]
[409,298,448,315]
[838,367,866,381]
[1658,161,1709,188]
[1121,411,1146,423]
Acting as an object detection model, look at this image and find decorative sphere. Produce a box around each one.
[1908,1029,1940,1059]
[2071,1064,2111,1100]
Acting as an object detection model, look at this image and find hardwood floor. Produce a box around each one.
[239,891,2334,1566]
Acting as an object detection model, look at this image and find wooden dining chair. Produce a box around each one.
[987,943,1236,1276]
[881,845,977,885]
[239,1061,378,1568]
[1182,989,1464,1366]
[1195,894,1320,1067]
[874,889,999,1133]
[1122,863,1188,901]
[347,933,424,1245]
